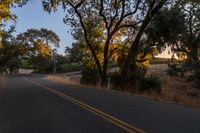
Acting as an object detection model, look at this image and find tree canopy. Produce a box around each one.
[16,28,60,73]
[148,0,200,71]
[42,0,170,86]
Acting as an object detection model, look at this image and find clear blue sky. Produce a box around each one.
[10,0,73,54]
[8,0,171,58]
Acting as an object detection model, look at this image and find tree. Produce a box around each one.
[178,1,200,72]
[0,0,28,46]
[65,42,85,64]
[16,28,60,73]
[42,0,169,86]
[0,26,26,73]
[148,0,200,72]
[120,0,169,87]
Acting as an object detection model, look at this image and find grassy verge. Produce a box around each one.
[44,75,81,86]
[145,64,200,108]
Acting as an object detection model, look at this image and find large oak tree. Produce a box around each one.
[42,0,169,86]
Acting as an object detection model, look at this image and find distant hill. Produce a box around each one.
[150,57,181,64]
[150,57,170,64]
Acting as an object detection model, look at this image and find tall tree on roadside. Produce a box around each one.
[0,26,27,73]
[16,28,60,73]
[42,0,169,86]
[147,0,200,72]
[0,0,28,46]
[120,0,169,87]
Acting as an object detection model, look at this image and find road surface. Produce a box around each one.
[0,76,200,133]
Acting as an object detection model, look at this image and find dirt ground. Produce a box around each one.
[0,76,6,100]
[146,64,200,108]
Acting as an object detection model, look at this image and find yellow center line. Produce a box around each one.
[23,77,146,133]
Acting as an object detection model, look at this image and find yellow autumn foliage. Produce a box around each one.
[136,52,152,69]
[0,0,13,21]
[0,0,14,47]
[35,41,52,58]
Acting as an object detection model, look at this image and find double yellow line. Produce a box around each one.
[23,77,146,133]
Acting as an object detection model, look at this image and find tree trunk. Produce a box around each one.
[191,45,199,72]
[120,17,151,88]
[101,56,109,86]
[120,0,167,89]
[101,35,110,86]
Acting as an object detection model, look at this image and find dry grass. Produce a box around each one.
[44,74,107,91]
[44,75,81,85]
[146,64,200,108]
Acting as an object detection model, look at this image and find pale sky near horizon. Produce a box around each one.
[8,0,172,58]
[9,0,73,54]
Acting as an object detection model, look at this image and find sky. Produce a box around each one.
[9,0,73,54]
[8,0,172,58]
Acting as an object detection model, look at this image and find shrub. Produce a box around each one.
[150,58,169,64]
[137,77,161,93]
[0,66,8,74]
[167,63,183,76]
[185,75,195,82]
[108,72,121,87]
[80,66,100,85]
[57,64,82,73]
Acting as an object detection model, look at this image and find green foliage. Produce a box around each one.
[6,57,21,74]
[57,64,82,73]
[0,0,28,45]
[65,42,85,63]
[149,1,200,74]
[16,28,60,73]
[16,28,60,48]
[20,60,34,69]
[137,77,161,93]
[55,54,69,65]
[80,66,100,85]
[0,26,26,74]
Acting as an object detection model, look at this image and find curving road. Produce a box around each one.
[0,75,200,133]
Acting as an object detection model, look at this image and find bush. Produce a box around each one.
[185,75,195,82]
[167,63,183,76]
[137,77,161,93]
[80,66,100,85]
[57,64,82,73]
[0,66,8,74]
[150,58,169,64]
[108,72,121,87]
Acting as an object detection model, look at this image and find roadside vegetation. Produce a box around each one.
[0,0,200,107]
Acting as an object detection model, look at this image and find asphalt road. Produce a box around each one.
[0,76,200,133]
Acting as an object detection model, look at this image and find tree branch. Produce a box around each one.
[99,0,109,30]
[66,0,103,78]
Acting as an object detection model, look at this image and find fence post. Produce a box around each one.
[107,78,110,90]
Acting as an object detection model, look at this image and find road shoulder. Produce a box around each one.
[0,76,6,101]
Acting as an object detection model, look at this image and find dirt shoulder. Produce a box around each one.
[0,76,6,100]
